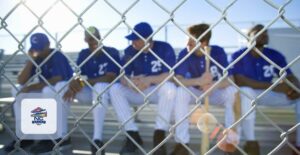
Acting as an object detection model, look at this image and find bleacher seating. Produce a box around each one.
[0,52,296,154]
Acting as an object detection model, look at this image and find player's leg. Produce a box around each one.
[91,82,109,155]
[75,86,93,104]
[30,81,71,154]
[109,83,139,131]
[3,85,35,152]
[109,83,143,154]
[209,85,237,128]
[295,100,300,154]
[170,86,195,155]
[148,81,176,155]
[52,81,70,138]
[256,90,300,152]
[153,81,177,130]
[294,100,300,154]
[239,86,260,155]
[209,85,241,154]
[12,85,23,120]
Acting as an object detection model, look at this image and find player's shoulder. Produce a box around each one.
[210,45,224,51]
[153,40,173,50]
[78,48,90,58]
[124,45,136,56]
[51,49,65,58]
[232,47,247,58]
[103,46,120,57]
[50,49,69,63]
[264,47,284,57]
[178,48,188,58]
[210,45,226,54]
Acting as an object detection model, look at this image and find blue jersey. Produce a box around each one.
[31,49,73,82]
[77,46,120,79]
[176,45,229,81]
[231,47,292,82]
[123,41,176,76]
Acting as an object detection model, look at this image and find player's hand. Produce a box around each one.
[138,77,151,91]
[287,89,300,100]
[201,83,213,93]
[28,50,38,60]
[196,72,213,87]
[131,75,150,91]
[120,77,128,86]
[69,79,83,93]
[20,86,31,93]
[20,84,36,93]
[63,89,76,102]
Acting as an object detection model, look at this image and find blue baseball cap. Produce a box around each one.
[125,22,153,40]
[30,33,50,52]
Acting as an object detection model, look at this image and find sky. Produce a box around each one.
[0,0,300,54]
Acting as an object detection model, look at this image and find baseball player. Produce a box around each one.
[63,26,120,155]
[172,23,238,155]
[231,24,300,155]
[109,22,176,155]
[4,33,73,154]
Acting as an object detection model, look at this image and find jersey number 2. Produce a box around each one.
[98,63,108,75]
[263,65,274,78]
[151,60,162,73]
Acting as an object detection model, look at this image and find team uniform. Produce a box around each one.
[109,40,177,132]
[231,47,300,145]
[12,49,73,138]
[74,46,120,141]
[174,45,237,144]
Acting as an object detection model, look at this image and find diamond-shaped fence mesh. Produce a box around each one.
[0,0,299,155]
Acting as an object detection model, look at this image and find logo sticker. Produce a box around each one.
[31,107,47,125]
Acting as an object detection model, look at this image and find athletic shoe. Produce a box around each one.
[30,138,71,154]
[91,140,105,155]
[3,140,34,152]
[170,143,189,155]
[153,129,166,155]
[120,131,143,155]
[243,141,260,155]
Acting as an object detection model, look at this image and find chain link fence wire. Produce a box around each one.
[0,0,299,154]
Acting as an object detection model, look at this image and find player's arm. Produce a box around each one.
[18,50,39,85]
[130,73,170,91]
[87,72,117,86]
[277,75,300,100]
[143,73,170,85]
[214,76,234,89]
[21,75,62,92]
[175,72,212,87]
[234,74,273,89]
[18,60,35,85]
[234,74,287,93]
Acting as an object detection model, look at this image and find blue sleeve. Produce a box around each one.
[77,51,87,75]
[276,52,292,75]
[123,49,134,76]
[107,48,120,75]
[161,43,176,72]
[30,65,36,77]
[51,53,72,79]
[216,47,231,75]
[30,58,42,78]
[175,50,189,77]
[230,51,244,75]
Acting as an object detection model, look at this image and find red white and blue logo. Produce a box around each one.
[31,107,47,125]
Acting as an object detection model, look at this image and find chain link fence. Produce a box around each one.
[0,0,299,155]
